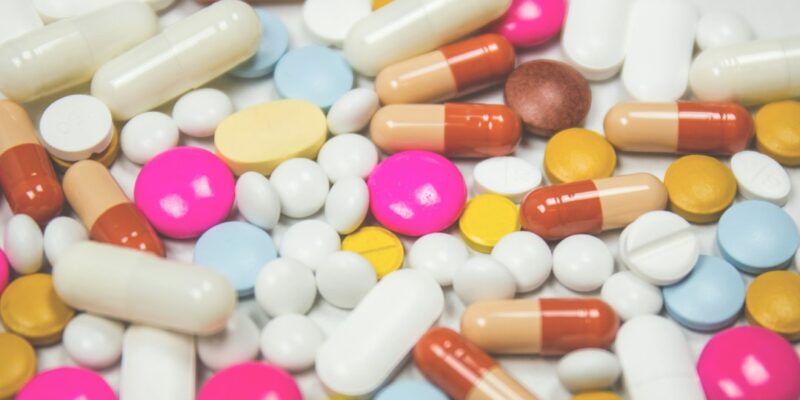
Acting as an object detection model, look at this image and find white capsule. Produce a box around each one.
[730,150,791,206]
[561,0,632,80]
[0,0,42,45]
[197,312,260,371]
[271,158,330,219]
[324,177,369,235]
[255,258,317,317]
[120,112,180,165]
[316,251,376,309]
[33,0,175,22]
[317,134,378,183]
[63,313,124,370]
[261,314,324,372]
[235,172,281,230]
[408,233,469,286]
[279,220,341,271]
[695,11,753,51]
[601,271,663,321]
[121,325,196,400]
[326,88,380,135]
[453,256,516,305]
[172,88,234,138]
[4,214,43,274]
[557,349,621,392]
[553,234,613,292]
[303,0,371,47]
[43,216,88,266]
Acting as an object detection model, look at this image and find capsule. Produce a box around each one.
[63,160,164,257]
[414,327,538,400]
[91,0,261,120]
[0,101,64,225]
[461,298,620,355]
[370,104,521,157]
[520,173,667,241]
[604,101,753,155]
[375,34,516,104]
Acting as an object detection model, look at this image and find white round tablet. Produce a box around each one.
[696,11,753,51]
[473,156,542,203]
[235,172,281,230]
[326,88,380,135]
[324,177,369,235]
[39,94,113,161]
[120,112,179,165]
[453,256,517,306]
[62,313,124,370]
[620,211,699,286]
[408,233,470,286]
[316,251,377,309]
[601,271,663,321]
[197,312,260,371]
[317,134,378,183]
[270,158,330,218]
[731,150,791,206]
[279,219,341,271]
[552,234,613,292]
[260,314,324,372]
[302,0,371,47]
[43,216,88,266]
[491,231,552,293]
[557,349,621,393]
[255,258,317,317]
[172,88,234,138]
[4,214,43,274]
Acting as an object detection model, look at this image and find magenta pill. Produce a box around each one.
[368,150,466,236]
[17,367,116,400]
[198,362,302,400]
[697,326,800,400]
[0,249,8,295]
[490,0,567,48]
[134,147,235,239]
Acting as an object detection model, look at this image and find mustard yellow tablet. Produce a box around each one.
[664,155,736,223]
[0,274,75,346]
[544,128,616,184]
[342,226,405,279]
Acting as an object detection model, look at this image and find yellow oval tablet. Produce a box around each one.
[342,226,404,279]
[52,126,120,172]
[663,155,736,224]
[0,332,36,399]
[572,392,623,400]
[459,194,520,253]
[544,128,616,184]
[745,270,800,340]
[0,274,75,346]
[215,99,327,176]
[755,100,800,166]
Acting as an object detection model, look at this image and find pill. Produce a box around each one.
[504,60,591,136]
[601,271,663,321]
[453,256,517,305]
[717,200,798,274]
[4,214,44,274]
[619,211,699,286]
[696,11,753,51]
[497,0,568,47]
[746,271,800,339]
[368,151,467,236]
[415,327,538,400]
[664,155,736,223]
[0,2,157,103]
[16,367,115,400]
[473,156,542,203]
[690,37,800,105]
[120,112,179,165]
[39,94,114,166]
[315,251,376,309]
[375,381,448,400]
[561,0,631,80]
[215,100,327,175]
[0,332,35,399]
[544,128,617,183]
[197,312,260,371]
[372,0,392,9]
[33,0,174,21]
[520,173,668,241]
[270,158,330,219]
[275,46,353,110]
[261,314,324,372]
[317,133,379,183]
[42,217,88,267]
[604,101,753,155]
[324,177,370,235]
[326,88,380,135]
[572,393,622,400]
[230,9,289,79]
[459,194,520,253]
[491,231,552,293]
[408,233,469,286]
[279,220,341,272]
[0,274,75,345]
[64,160,165,256]
[198,362,302,400]
[615,315,704,400]
[0,101,64,224]
[92,0,260,120]
[254,258,317,317]
[316,270,444,397]
[343,0,511,76]
[697,326,800,400]
[553,234,614,292]
[235,172,281,230]
[371,103,521,157]
[461,298,619,355]
[622,0,697,101]
[375,34,515,105]
[754,100,800,165]
[62,313,124,370]
[303,0,371,47]
[121,325,195,400]
[342,226,405,279]
[557,349,621,392]
[53,241,236,335]
[134,147,235,239]
[0,250,7,295]
[0,0,42,45]
[730,151,791,205]
[172,89,233,138]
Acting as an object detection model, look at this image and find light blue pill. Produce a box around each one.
[716,200,799,274]
[374,380,448,400]
[230,9,289,79]
[662,255,745,332]
[194,221,277,297]
[274,45,353,109]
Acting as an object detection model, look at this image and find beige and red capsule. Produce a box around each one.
[414,327,538,400]
[604,101,753,154]
[63,160,165,257]
[370,103,521,157]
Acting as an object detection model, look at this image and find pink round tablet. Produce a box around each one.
[17,367,116,400]
[697,326,800,400]
[489,0,567,48]
[0,248,8,295]
[368,151,466,237]
[134,147,235,239]
[198,362,302,400]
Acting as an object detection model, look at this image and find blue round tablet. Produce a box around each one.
[274,45,353,109]
[194,221,277,297]
[662,255,745,332]
[230,10,289,79]
[717,200,799,274]
[374,380,448,400]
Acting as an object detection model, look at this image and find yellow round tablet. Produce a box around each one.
[342,226,404,279]
[372,0,393,9]
[745,270,800,340]
[0,274,75,346]
[52,125,120,172]
[572,392,623,400]
[215,99,327,176]
[755,100,800,166]
[663,154,736,224]
[459,194,520,253]
[544,128,616,184]
[0,332,36,399]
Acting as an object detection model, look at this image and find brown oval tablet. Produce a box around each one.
[504,60,591,136]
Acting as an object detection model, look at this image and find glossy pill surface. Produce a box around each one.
[42,217,88,266]
[664,155,736,223]
[695,11,753,51]
[198,362,302,400]
[342,226,404,279]
[172,88,233,138]
[745,271,800,339]
[491,231,552,293]
[557,349,621,392]
[490,0,566,48]
[561,0,631,80]
[0,273,74,345]
[62,313,124,370]
[120,112,179,165]
[459,194,520,253]
[0,332,36,399]
[16,367,115,400]
[754,100,800,165]
[544,128,616,183]
[4,214,44,274]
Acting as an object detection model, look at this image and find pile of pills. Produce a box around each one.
[0,0,798,399]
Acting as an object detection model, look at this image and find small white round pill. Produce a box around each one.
[326,88,380,135]
[270,158,330,218]
[197,312,260,371]
[279,220,341,272]
[260,314,324,372]
[731,150,791,206]
[553,234,613,292]
[120,112,179,165]
[4,214,43,274]
[317,134,378,183]
[62,313,124,370]
[303,0,371,47]
[255,258,317,317]
[316,251,376,309]
[39,94,113,162]
[557,348,621,392]
[43,216,88,266]
[235,172,281,230]
[696,11,753,51]
[453,256,517,306]
[601,271,663,321]
[324,177,369,235]
[473,156,542,203]
[172,88,234,138]
[408,233,470,286]
[491,231,552,293]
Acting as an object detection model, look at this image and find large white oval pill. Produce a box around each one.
[4,214,44,274]
[731,150,791,206]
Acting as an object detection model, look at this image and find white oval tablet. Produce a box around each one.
[172,88,234,138]
[696,11,753,51]
[601,271,663,321]
[255,258,317,317]
[43,216,88,266]
[235,172,281,230]
[453,256,517,306]
[553,234,613,292]
[316,251,376,309]
[562,0,632,80]
[39,94,114,161]
[121,325,196,400]
[270,158,330,218]
[326,88,380,135]
[473,156,542,203]
[63,313,124,370]
[120,112,180,165]
[557,348,621,392]
[730,150,791,206]
[324,177,369,235]
[261,314,324,372]
[279,220,341,271]
[4,214,44,274]
[408,233,469,286]
[197,312,260,371]
[303,0,372,47]
[491,231,552,293]
[317,134,379,183]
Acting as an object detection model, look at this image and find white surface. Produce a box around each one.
[42,216,88,266]
[4,214,44,274]
[278,220,340,271]
[302,0,371,47]
[601,271,664,321]
[33,0,174,21]
[235,172,282,230]
[408,232,469,286]
[453,255,517,305]
[121,325,195,400]
[553,234,614,292]
[197,312,260,371]
[731,150,792,205]
[270,158,330,218]
[39,94,113,161]
[473,156,543,203]
[62,313,124,370]
[695,10,753,51]
[491,231,553,293]
[556,348,621,392]
[326,88,380,135]
[254,258,317,317]
[315,251,376,309]
[172,88,233,138]
[324,177,369,234]
[317,133,378,183]
[260,314,324,372]
[120,112,179,164]
[0,0,42,44]
[561,0,631,81]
